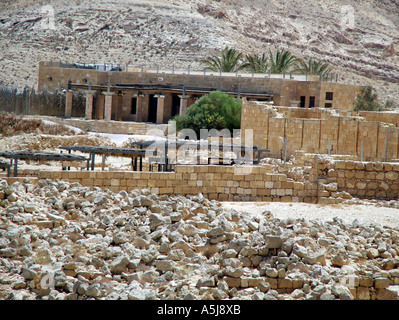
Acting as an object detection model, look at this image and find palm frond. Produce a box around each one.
[201,46,247,73]
[269,49,299,73]
[295,59,332,76]
[245,53,269,73]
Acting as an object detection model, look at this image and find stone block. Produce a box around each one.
[367,182,379,190]
[386,172,398,180]
[278,278,293,289]
[265,278,278,289]
[354,171,365,179]
[224,276,241,288]
[375,288,399,300]
[376,172,385,180]
[276,189,286,196]
[374,278,391,289]
[356,286,370,300]
[356,182,367,190]
[334,161,346,169]
[355,162,365,170]
[345,170,355,178]
[359,276,374,287]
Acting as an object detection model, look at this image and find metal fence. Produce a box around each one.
[0,85,86,117]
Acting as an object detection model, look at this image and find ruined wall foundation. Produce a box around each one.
[241,101,399,163]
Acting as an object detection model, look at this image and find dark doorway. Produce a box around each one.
[309,96,315,108]
[172,94,180,117]
[91,96,96,119]
[148,94,158,123]
[131,97,137,114]
[300,96,306,108]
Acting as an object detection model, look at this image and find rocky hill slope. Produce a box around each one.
[0,0,398,103]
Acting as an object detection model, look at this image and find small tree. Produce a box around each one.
[353,86,382,111]
[174,91,241,137]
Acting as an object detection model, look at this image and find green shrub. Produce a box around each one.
[174,91,241,137]
[384,99,397,109]
[353,86,383,111]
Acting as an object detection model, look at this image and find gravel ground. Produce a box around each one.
[221,202,399,229]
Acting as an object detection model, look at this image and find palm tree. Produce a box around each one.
[201,46,248,73]
[295,58,332,77]
[245,53,269,73]
[268,49,300,73]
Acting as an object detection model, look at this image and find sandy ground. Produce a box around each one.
[222,202,399,229]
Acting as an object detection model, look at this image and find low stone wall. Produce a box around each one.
[14,165,319,203]
[7,153,399,203]
[316,158,399,199]
[37,116,168,135]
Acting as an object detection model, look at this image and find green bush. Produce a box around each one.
[174,91,241,137]
[353,86,383,111]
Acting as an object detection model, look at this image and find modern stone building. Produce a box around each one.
[38,61,361,123]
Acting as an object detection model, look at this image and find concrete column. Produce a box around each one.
[103,92,114,121]
[156,94,165,124]
[96,94,105,119]
[178,95,190,116]
[163,93,173,123]
[65,90,73,118]
[136,94,145,122]
[85,90,96,120]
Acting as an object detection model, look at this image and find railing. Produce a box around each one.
[127,65,338,82]
[51,61,339,82]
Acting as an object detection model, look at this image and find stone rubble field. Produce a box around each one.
[1,177,399,300]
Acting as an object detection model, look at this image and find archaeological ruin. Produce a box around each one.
[1,60,399,302]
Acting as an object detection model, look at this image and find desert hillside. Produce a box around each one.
[0,0,398,103]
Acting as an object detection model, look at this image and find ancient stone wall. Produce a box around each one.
[316,158,399,199]
[44,117,167,135]
[354,111,399,127]
[242,101,399,162]
[14,165,319,203]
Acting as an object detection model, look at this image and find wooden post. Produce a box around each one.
[178,95,189,116]
[385,127,390,162]
[361,140,364,161]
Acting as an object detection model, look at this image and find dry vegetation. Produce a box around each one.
[0,113,83,137]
